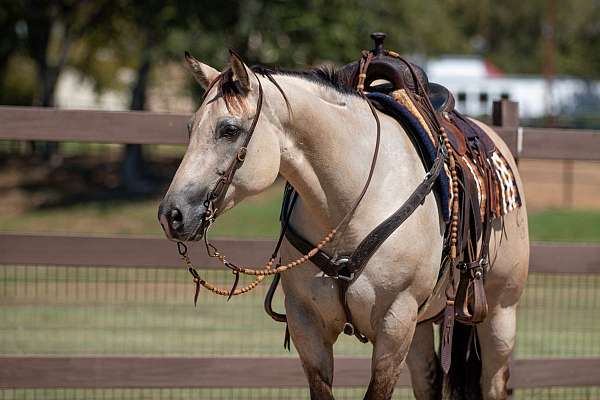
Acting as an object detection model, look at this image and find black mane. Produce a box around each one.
[251,64,358,96]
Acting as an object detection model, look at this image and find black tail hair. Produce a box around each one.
[442,321,483,400]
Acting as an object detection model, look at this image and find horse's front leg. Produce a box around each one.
[282,267,344,400]
[364,294,418,400]
[406,321,442,400]
[286,296,339,399]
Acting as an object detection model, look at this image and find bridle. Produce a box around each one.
[187,69,265,241]
[177,62,385,301]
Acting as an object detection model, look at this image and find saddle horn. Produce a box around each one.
[338,32,430,96]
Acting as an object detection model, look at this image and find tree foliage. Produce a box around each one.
[1,0,599,107]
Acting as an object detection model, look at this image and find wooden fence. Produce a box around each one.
[1,101,599,392]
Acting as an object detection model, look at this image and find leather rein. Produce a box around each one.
[177,64,383,299]
[176,57,448,342]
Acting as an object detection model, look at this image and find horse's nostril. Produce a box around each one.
[171,208,183,222]
[170,208,183,229]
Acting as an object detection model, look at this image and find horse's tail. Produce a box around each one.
[441,321,483,400]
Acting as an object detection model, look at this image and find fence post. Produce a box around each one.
[492,100,520,161]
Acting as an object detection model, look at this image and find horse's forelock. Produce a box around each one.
[216,68,248,114]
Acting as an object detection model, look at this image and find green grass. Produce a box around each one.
[1,268,599,399]
[1,180,600,242]
[528,209,600,242]
[1,267,599,359]
[0,184,283,238]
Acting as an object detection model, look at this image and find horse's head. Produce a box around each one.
[158,51,281,241]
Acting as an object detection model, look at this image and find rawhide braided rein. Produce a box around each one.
[177,228,337,303]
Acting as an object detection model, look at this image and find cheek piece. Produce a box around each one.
[194,72,263,240]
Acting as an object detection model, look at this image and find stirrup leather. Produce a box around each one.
[455,258,489,324]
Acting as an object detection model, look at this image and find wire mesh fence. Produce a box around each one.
[0,387,414,400]
[1,265,599,399]
[2,387,600,400]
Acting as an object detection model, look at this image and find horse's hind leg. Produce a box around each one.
[406,321,442,400]
[364,294,418,400]
[477,304,518,400]
[478,212,529,399]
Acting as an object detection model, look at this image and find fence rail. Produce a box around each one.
[0,233,598,274]
[2,356,599,389]
[1,106,599,161]
[1,101,600,395]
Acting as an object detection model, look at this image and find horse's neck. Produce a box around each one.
[268,76,427,248]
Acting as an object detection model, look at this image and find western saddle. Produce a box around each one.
[339,33,498,371]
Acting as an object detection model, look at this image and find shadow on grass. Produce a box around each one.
[0,153,179,212]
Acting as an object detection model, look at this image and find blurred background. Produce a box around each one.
[0,0,599,236]
[0,1,599,399]
[0,0,600,235]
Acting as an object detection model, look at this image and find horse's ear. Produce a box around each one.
[184,51,220,89]
[228,49,251,93]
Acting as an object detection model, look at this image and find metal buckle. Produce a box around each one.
[332,255,350,265]
[237,147,247,162]
[343,322,355,336]
[336,272,355,282]
[457,261,468,272]
[457,257,487,279]
[331,256,353,281]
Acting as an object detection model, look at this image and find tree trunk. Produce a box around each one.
[27,6,63,163]
[37,62,62,163]
[121,52,152,193]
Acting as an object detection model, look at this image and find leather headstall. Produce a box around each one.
[191,69,265,240]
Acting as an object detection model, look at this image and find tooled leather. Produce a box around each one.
[342,148,445,282]
[442,118,468,156]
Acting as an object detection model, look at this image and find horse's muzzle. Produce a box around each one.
[158,200,207,242]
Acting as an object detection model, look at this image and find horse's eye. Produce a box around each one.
[220,124,240,138]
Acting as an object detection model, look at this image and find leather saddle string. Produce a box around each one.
[385,52,463,264]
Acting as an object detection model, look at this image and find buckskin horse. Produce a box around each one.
[158,35,529,400]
